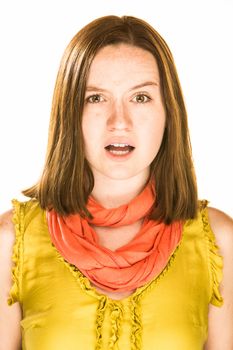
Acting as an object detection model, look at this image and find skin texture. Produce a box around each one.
[82,44,167,299]
[0,43,232,349]
[0,211,21,350]
[204,208,233,349]
[1,208,232,349]
[82,44,166,209]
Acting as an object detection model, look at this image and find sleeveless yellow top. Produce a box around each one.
[8,199,223,350]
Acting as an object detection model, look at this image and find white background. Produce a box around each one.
[0,0,232,216]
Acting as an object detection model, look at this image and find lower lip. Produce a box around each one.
[104,149,135,161]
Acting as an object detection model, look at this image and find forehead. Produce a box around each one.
[87,44,160,86]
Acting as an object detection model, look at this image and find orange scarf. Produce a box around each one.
[46,183,183,292]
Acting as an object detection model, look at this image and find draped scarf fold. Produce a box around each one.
[46,183,183,292]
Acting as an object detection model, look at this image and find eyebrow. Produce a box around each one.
[85,81,159,92]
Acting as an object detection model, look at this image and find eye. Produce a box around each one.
[132,94,151,103]
[86,94,104,103]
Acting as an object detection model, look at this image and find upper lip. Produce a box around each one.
[104,137,135,148]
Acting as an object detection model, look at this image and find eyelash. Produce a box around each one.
[85,94,105,104]
[85,93,152,104]
[132,93,151,103]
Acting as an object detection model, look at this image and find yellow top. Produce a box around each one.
[8,199,223,350]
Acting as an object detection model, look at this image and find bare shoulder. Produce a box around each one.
[0,210,22,349]
[207,206,233,247]
[0,209,16,278]
[0,209,15,246]
[205,207,233,349]
[0,210,16,259]
[0,209,14,225]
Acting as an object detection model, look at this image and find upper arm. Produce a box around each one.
[0,210,22,350]
[205,207,233,350]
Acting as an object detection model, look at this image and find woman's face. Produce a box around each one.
[82,44,166,183]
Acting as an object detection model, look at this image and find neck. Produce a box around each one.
[91,173,150,209]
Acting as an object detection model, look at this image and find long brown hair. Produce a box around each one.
[23,15,198,224]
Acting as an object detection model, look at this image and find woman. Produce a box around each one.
[0,15,232,350]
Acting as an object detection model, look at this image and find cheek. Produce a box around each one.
[145,113,165,138]
[82,114,97,139]
[141,117,165,155]
[82,117,104,155]
[82,118,94,153]
[153,109,166,141]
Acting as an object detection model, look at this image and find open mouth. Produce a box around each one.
[105,143,135,156]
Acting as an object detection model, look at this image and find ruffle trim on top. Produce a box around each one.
[95,296,107,350]
[130,296,142,350]
[8,199,24,305]
[52,237,180,302]
[200,200,224,307]
[54,233,182,350]
[128,243,181,350]
[130,242,181,301]
[108,302,123,350]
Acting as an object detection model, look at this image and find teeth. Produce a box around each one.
[110,143,130,147]
[109,150,130,155]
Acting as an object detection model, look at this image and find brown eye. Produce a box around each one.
[133,94,151,103]
[87,94,103,103]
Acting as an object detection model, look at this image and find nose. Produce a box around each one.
[107,101,132,131]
